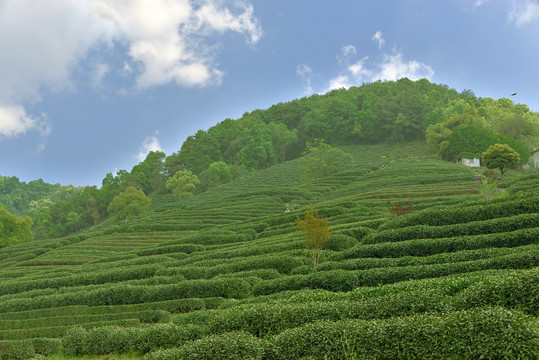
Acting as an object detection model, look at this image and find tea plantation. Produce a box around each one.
[0,143,538,359]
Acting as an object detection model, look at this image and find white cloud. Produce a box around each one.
[0,0,262,139]
[121,62,134,76]
[325,49,433,93]
[94,0,262,89]
[0,104,50,138]
[474,0,489,7]
[372,31,385,49]
[137,134,163,161]
[337,45,357,64]
[327,75,353,91]
[374,54,434,81]
[296,64,313,94]
[192,2,263,44]
[509,0,539,25]
[296,64,312,76]
[0,0,112,104]
[341,45,357,57]
[91,63,111,89]
[348,57,371,78]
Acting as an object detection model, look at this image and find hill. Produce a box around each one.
[0,142,537,359]
[2,79,537,243]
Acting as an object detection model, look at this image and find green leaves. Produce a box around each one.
[165,170,200,199]
[299,140,354,182]
[107,186,151,222]
[482,143,521,179]
[0,204,33,248]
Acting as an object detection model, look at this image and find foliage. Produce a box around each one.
[199,161,233,190]
[268,307,538,360]
[482,143,520,179]
[165,170,200,198]
[144,331,265,360]
[483,169,498,184]
[107,186,151,222]
[386,200,412,219]
[294,204,332,267]
[0,205,33,248]
[299,139,354,182]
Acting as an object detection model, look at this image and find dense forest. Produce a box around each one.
[1,78,537,243]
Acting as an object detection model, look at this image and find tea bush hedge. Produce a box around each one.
[267,307,538,360]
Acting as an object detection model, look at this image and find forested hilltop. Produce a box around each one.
[1,78,537,242]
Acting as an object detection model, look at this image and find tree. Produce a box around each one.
[294,204,332,268]
[199,162,233,190]
[481,144,520,180]
[299,139,354,181]
[236,125,277,171]
[0,204,33,247]
[107,186,151,222]
[85,197,100,225]
[129,151,166,194]
[165,170,200,199]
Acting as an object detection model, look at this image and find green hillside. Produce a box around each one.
[0,142,537,359]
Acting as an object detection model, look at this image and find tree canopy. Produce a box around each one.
[0,204,33,248]
[165,171,200,199]
[481,144,520,179]
[107,186,151,222]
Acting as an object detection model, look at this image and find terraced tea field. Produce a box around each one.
[0,143,537,359]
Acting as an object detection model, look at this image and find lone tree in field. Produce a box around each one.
[481,143,520,180]
[166,170,200,199]
[107,186,151,223]
[294,204,332,268]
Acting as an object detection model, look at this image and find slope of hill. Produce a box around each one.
[0,143,537,359]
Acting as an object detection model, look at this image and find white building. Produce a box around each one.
[457,158,481,167]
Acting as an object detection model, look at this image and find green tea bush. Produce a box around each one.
[364,213,539,244]
[63,323,209,355]
[324,234,357,251]
[267,307,538,360]
[455,267,539,315]
[144,332,265,360]
[0,340,35,360]
[207,292,453,337]
[379,196,539,230]
[335,226,374,241]
[136,243,205,256]
[254,251,538,295]
[30,338,62,355]
[136,323,208,354]
[339,228,539,259]
[322,245,538,272]
[0,319,140,340]
[0,279,250,313]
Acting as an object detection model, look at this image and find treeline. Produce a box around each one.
[1,79,537,241]
[167,78,537,174]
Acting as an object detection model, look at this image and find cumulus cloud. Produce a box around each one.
[372,31,385,49]
[508,0,539,25]
[0,0,262,140]
[137,134,163,161]
[0,105,50,138]
[374,54,434,81]
[325,33,433,93]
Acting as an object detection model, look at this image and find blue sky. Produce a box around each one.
[1,0,538,187]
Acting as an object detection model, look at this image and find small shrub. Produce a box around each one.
[325,234,357,251]
[386,200,412,218]
[294,205,332,267]
[144,332,265,360]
